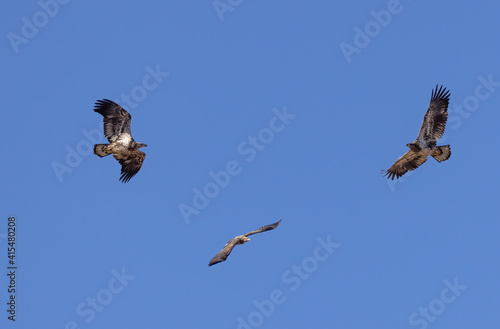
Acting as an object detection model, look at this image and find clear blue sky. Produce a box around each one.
[1,1,499,328]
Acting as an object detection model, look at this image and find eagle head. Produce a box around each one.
[236,236,251,245]
[406,142,421,152]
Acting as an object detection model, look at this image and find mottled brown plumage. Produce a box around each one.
[384,85,451,180]
[93,99,147,183]
[209,220,282,266]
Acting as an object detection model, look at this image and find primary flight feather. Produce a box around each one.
[384,85,451,180]
[93,99,147,183]
[208,219,282,267]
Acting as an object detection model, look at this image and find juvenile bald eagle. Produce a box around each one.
[209,219,282,266]
[93,99,147,183]
[384,85,451,180]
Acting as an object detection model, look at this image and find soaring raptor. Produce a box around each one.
[384,85,451,180]
[209,220,282,266]
[93,99,147,183]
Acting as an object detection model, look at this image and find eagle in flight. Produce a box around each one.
[209,219,282,266]
[93,99,147,183]
[384,85,451,180]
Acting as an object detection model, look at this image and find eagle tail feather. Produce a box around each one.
[432,145,451,162]
[94,144,111,157]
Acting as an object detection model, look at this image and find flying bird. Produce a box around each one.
[209,219,282,266]
[384,85,451,180]
[93,99,147,183]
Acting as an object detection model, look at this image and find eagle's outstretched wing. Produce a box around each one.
[208,238,240,267]
[94,99,132,143]
[208,220,282,267]
[243,219,282,237]
[416,85,450,143]
[113,149,146,183]
[384,150,428,180]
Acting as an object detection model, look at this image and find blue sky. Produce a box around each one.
[1,1,499,328]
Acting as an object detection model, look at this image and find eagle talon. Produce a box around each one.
[93,99,147,183]
[384,85,451,180]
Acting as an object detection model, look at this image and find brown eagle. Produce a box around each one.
[93,99,147,183]
[384,85,451,180]
[209,220,282,266]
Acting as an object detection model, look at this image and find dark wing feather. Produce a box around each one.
[243,219,282,237]
[94,99,132,142]
[113,149,146,183]
[384,150,428,180]
[416,85,450,142]
[208,238,239,266]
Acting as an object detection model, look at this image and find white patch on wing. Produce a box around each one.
[116,133,132,145]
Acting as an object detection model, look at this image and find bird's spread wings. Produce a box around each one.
[208,238,239,266]
[384,150,428,180]
[94,99,132,143]
[417,85,450,143]
[208,219,282,266]
[243,219,282,237]
[113,149,146,183]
